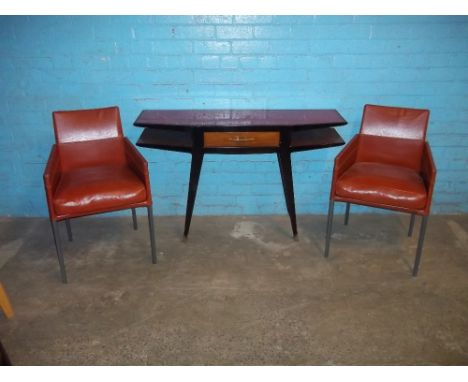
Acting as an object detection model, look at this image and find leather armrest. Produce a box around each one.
[43,145,62,219]
[420,142,436,213]
[124,138,152,202]
[334,134,360,176]
[330,134,360,198]
[43,145,61,194]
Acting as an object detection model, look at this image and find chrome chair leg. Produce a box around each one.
[324,200,335,258]
[344,202,350,225]
[147,206,157,264]
[65,219,73,242]
[408,214,416,237]
[50,220,67,284]
[131,208,138,230]
[412,215,429,277]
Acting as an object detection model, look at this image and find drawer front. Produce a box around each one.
[204,131,280,148]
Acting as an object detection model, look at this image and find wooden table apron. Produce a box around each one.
[134,110,347,237]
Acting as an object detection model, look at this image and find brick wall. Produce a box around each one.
[0,16,467,216]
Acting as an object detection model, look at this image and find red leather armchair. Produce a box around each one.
[43,106,156,283]
[325,104,436,276]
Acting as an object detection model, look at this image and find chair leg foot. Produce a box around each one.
[65,219,73,242]
[344,202,350,225]
[51,220,67,284]
[131,208,138,230]
[147,206,157,264]
[324,200,335,258]
[408,214,416,237]
[412,215,429,277]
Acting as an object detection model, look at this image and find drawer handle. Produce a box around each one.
[228,136,256,142]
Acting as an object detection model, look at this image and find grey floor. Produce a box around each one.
[0,213,467,365]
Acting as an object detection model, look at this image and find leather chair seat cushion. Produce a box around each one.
[53,165,147,216]
[335,162,427,210]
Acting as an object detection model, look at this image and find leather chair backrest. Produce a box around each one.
[52,107,126,171]
[357,104,430,170]
[53,106,123,143]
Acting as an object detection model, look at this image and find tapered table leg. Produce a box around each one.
[184,150,204,237]
[277,149,298,237]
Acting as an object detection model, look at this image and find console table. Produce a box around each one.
[134,109,347,237]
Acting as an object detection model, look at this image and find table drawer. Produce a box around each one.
[204,131,280,148]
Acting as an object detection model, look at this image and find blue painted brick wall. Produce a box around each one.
[1,15,467,217]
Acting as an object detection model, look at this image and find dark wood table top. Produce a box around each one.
[134,109,347,130]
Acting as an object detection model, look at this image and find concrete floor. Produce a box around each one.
[0,213,467,365]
